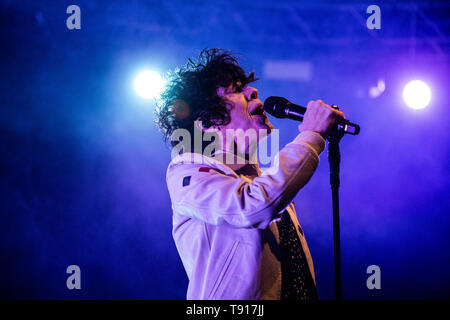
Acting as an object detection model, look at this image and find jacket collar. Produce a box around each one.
[169,151,261,177]
[211,151,261,177]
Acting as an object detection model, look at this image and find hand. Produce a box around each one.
[298,100,345,139]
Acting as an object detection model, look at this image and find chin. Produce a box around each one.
[258,120,274,134]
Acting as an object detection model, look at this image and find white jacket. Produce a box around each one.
[166,131,326,299]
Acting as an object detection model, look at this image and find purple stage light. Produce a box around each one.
[402,80,431,110]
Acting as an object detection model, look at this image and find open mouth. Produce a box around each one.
[249,105,266,117]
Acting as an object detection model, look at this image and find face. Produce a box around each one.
[212,83,274,157]
[217,82,274,136]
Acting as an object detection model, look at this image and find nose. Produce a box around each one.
[245,87,259,101]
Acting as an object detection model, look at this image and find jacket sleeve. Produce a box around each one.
[166,131,326,229]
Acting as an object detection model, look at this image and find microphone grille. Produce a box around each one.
[263,96,290,118]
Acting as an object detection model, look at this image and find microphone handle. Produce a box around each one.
[286,109,304,121]
[286,107,360,135]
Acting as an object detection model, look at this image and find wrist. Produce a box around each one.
[294,131,326,155]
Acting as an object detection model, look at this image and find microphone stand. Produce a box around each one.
[263,97,360,300]
[327,123,346,301]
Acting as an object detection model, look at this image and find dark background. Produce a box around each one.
[1,0,449,299]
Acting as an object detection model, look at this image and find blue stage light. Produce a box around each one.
[134,70,165,99]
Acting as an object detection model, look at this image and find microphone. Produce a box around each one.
[264,96,360,135]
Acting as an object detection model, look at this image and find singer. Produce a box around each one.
[156,48,345,300]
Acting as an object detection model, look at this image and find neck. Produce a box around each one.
[211,143,260,175]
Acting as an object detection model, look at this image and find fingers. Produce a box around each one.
[307,99,345,120]
[299,99,347,137]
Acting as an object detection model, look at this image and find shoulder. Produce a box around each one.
[165,153,239,203]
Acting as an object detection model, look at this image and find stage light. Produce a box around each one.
[402,80,431,110]
[134,70,165,99]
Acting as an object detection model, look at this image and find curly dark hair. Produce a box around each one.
[155,48,257,150]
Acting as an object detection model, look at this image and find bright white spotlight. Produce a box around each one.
[402,80,431,110]
[134,70,165,99]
